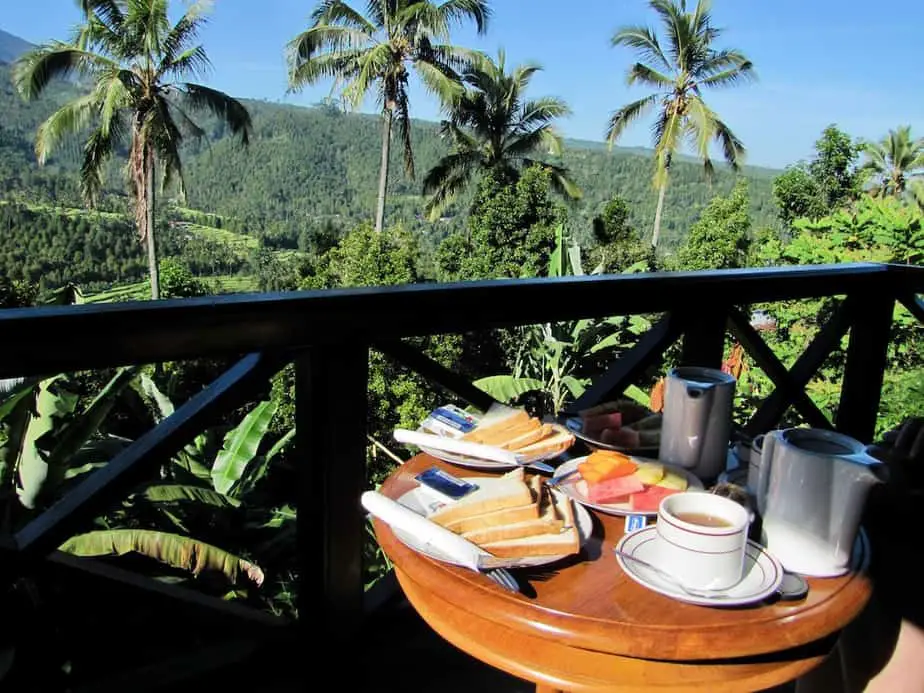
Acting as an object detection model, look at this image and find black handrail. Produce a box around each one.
[0,263,913,378]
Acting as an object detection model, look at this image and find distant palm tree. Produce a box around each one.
[860,125,924,198]
[607,0,754,249]
[423,51,581,220]
[13,0,252,300]
[288,0,490,233]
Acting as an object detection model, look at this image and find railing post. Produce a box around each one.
[296,343,368,645]
[836,293,894,443]
[679,308,728,370]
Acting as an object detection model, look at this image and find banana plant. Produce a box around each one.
[0,368,139,510]
[475,225,652,415]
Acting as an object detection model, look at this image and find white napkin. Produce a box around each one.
[393,429,519,465]
[362,490,489,572]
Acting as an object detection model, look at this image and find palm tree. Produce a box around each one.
[422,51,581,219]
[860,126,924,198]
[14,0,252,300]
[606,0,754,249]
[288,0,490,233]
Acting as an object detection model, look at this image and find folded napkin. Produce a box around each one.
[362,490,490,572]
[393,429,519,465]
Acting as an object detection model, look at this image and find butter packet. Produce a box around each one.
[420,404,481,439]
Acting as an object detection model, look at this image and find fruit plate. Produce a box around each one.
[562,415,660,456]
[550,456,704,517]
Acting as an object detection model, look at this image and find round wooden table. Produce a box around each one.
[374,454,874,693]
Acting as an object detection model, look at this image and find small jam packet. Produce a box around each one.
[420,404,480,439]
[624,514,648,534]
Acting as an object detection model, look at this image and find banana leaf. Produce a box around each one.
[17,377,78,509]
[236,426,295,499]
[211,400,278,496]
[139,372,175,422]
[59,529,264,586]
[134,484,241,509]
[474,376,544,403]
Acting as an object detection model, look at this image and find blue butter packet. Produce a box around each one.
[624,514,648,534]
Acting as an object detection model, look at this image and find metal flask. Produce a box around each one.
[659,366,737,481]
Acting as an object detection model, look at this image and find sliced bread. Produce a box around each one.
[480,489,581,559]
[428,467,534,527]
[442,475,542,533]
[461,483,563,544]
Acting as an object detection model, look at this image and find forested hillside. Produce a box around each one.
[0,57,780,277]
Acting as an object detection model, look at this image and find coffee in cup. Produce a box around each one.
[654,492,751,590]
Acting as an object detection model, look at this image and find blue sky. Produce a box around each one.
[5,0,923,169]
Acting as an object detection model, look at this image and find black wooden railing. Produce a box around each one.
[0,262,922,679]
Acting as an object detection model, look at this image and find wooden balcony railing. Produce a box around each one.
[0,261,921,679]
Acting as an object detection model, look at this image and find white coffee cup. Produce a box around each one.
[654,492,750,590]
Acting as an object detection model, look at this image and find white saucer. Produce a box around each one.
[614,526,784,607]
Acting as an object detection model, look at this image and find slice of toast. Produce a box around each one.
[480,489,581,559]
[428,468,533,527]
[442,475,542,533]
[461,482,563,544]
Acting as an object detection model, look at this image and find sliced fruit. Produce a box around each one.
[578,466,605,484]
[600,427,640,448]
[582,412,623,435]
[587,476,646,504]
[657,471,688,491]
[632,462,664,486]
[630,486,680,512]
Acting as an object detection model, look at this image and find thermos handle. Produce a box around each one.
[755,431,776,516]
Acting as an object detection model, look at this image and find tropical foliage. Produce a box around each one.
[606,0,754,248]
[287,0,490,232]
[423,50,580,219]
[860,125,924,199]
[12,0,252,299]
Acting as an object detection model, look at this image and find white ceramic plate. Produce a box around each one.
[561,415,660,457]
[614,526,784,607]
[415,423,574,471]
[550,456,704,517]
[392,486,593,569]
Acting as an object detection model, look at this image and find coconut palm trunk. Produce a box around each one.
[651,177,668,249]
[375,107,394,234]
[144,148,159,300]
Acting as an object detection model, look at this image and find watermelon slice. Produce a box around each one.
[582,412,622,435]
[630,486,680,512]
[600,427,640,448]
[587,475,645,504]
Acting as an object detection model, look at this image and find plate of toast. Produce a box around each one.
[561,400,661,456]
[551,452,703,517]
[413,404,575,470]
[396,468,592,568]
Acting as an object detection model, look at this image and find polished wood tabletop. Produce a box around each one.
[373,453,874,693]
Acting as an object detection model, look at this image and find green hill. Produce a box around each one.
[0,26,782,291]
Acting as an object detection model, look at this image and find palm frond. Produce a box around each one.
[414,57,464,108]
[651,101,684,186]
[159,45,212,81]
[514,97,571,134]
[626,61,673,89]
[423,150,480,218]
[80,125,118,205]
[287,49,365,92]
[340,41,393,108]
[79,0,125,33]
[605,94,658,146]
[151,98,187,198]
[697,64,754,89]
[179,84,252,145]
[96,71,132,139]
[685,96,715,177]
[710,112,746,169]
[436,0,491,34]
[394,88,416,178]
[312,0,378,32]
[611,25,672,73]
[14,45,116,100]
[35,94,100,164]
[289,24,374,64]
[160,0,211,68]
[505,126,562,159]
